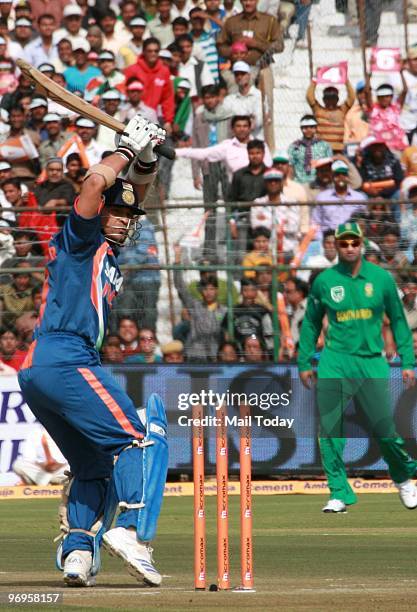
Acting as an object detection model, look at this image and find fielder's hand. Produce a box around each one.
[300,370,316,389]
[403,369,416,388]
[116,116,157,162]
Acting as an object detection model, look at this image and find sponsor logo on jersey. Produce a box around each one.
[336,308,373,322]
[364,282,373,297]
[330,286,345,303]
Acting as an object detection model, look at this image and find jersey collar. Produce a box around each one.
[336,257,369,279]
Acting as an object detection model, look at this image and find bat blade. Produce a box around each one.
[17,58,125,132]
[16,59,176,160]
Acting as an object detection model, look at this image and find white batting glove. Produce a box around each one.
[136,125,167,164]
[115,116,157,162]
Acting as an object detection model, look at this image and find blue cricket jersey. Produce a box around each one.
[33,203,123,356]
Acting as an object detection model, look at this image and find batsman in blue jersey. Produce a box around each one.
[18,116,169,587]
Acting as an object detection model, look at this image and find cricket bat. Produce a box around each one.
[16,59,176,160]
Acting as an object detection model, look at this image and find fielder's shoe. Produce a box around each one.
[63,550,95,587]
[322,499,347,513]
[103,527,161,586]
[395,479,417,509]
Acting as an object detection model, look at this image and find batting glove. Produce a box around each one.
[115,116,157,162]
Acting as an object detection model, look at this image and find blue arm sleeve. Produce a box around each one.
[57,201,102,255]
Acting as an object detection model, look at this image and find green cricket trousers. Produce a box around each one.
[317,349,416,505]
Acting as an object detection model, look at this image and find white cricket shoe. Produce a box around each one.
[103,527,161,586]
[395,479,417,509]
[63,550,95,587]
[322,499,347,513]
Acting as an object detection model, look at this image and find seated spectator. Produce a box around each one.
[271,150,309,232]
[101,334,124,364]
[63,40,101,94]
[96,90,124,149]
[176,115,272,181]
[117,17,148,69]
[312,160,367,239]
[187,260,239,305]
[401,276,417,331]
[306,78,355,152]
[24,14,58,68]
[53,38,73,73]
[85,50,125,101]
[220,41,257,94]
[124,37,174,132]
[241,227,272,279]
[2,105,40,184]
[124,327,163,363]
[64,153,84,194]
[34,158,76,209]
[0,326,27,370]
[172,16,189,39]
[217,341,239,362]
[117,317,141,358]
[26,97,48,137]
[119,79,158,123]
[288,115,333,185]
[221,277,273,354]
[54,4,87,50]
[161,339,185,363]
[251,169,301,257]
[174,244,226,361]
[366,199,397,247]
[380,226,408,279]
[223,61,262,137]
[148,0,174,48]
[216,0,283,67]
[358,136,404,198]
[12,426,68,485]
[116,218,161,332]
[189,7,219,83]
[177,33,214,101]
[242,333,267,362]
[38,114,68,168]
[298,229,338,282]
[369,82,408,154]
[344,80,370,145]
[255,266,273,311]
[14,285,42,348]
[283,277,308,347]
[74,117,106,166]
[99,9,128,55]
[86,25,103,55]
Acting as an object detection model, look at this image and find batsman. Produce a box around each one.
[18,116,169,587]
[298,222,417,513]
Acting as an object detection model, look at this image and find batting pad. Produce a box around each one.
[136,393,168,542]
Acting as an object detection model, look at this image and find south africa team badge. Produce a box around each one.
[364,282,373,297]
[330,286,345,303]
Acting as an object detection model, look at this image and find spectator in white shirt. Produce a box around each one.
[54,4,87,49]
[24,13,58,67]
[251,168,301,255]
[99,9,126,56]
[297,229,338,282]
[223,60,263,137]
[177,33,214,101]
[96,90,124,150]
[8,17,33,59]
[72,117,105,166]
[149,0,175,48]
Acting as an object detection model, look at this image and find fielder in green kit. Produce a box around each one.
[298,222,417,513]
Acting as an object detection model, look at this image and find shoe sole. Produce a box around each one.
[102,538,161,587]
[64,573,95,588]
[322,508,347,513]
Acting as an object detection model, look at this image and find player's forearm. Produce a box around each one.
[77,153,128,219]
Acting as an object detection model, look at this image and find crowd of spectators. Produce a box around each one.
[0,0,415,366]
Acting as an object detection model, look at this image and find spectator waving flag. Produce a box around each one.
[0,134,39,161]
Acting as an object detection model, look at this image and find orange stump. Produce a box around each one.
[192,404,206,590]
[239,404,254,590]
[216,404,230,590]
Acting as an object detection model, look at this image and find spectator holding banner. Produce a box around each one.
[390,46,417,144]
[306,69,355,153]
[369,82,408,154]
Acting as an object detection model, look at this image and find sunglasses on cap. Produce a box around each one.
[337,238,361,248]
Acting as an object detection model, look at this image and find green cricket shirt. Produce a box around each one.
[297,259,415,371]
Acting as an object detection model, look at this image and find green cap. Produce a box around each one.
[335,222,363,239]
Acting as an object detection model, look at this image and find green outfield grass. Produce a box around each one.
[1,494,417,611]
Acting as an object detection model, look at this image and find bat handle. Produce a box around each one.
[154,143,176,160]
